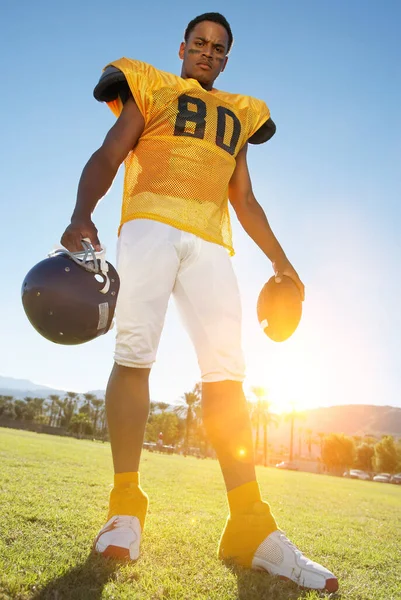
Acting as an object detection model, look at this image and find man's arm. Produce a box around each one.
[229,144,305,300]
[61,97,145,252]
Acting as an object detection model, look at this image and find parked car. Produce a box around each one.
[275,461,299,471]
[343,469,371,481]
[391,473,401,485]
[373,473,392,483]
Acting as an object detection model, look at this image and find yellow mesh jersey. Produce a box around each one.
[105,57,270,255]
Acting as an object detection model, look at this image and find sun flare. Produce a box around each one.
[245,332,326,415]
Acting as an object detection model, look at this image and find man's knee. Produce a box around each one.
[201,380,253,463]
[201,380,249,431]
[111,362,151,381]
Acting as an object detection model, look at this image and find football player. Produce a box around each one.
[61,13,338,592]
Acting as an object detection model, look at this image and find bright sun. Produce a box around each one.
[245,331,327,415]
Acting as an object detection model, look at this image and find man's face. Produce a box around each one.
[179,21,229,89]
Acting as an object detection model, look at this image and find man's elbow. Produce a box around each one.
[229,190,257,215]
[92,146,122,175]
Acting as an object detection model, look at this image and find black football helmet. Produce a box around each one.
[21,240,120,345]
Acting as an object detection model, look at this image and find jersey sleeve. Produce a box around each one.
[247,97,271,140]
[102,58,154,125]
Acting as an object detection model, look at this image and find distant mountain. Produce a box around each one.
[304,404,401,437]
[1,376,400,439]
[0,376,55,392]
[0,376,70,400]
[267,404,401,445]
[0,376,106,401]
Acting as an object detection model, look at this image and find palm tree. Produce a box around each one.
[173,384,201,452]
[250,387,278,466]
[14,399,27,420]
[64,391,79,427]
[23,397,36,421]
[98,404,107,437]
[289,408,295,461]
[250,386,264,457]
[298,426,304,457]
[90,397,105,433]
[285,404,305,462]
[156,402,170,412]
[305,428,313,458]
[55,396,65,427]
[48,394,60,426]
[317,432,326,457]
[82,393,95,417]
[0,395,15,418]
[32,397,46,420]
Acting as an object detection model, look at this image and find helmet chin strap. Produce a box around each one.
[49,238,111,294]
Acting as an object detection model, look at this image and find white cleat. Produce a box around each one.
[93,515,141,560]
[252,531,339,593]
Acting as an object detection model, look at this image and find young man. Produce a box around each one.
[61,13,338,593]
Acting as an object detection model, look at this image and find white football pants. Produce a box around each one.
[114,219,245,382]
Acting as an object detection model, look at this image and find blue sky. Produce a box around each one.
[1,0,400,411]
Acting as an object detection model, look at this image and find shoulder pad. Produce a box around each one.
[249,118,276,144]
[93,66,131,104]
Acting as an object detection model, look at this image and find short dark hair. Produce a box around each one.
[184,12,233,54]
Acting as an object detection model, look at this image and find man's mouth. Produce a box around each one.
[196,61,212,69]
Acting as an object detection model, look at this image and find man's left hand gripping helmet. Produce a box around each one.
[21,240,120,345]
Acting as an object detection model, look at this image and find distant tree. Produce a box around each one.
[156,402,170,412]
[284,405,305,462]
[354,442,375,471]
[298,426,304,457]
[374,436,398,473]
[13,399,27,420]
[0,395,14,418]
[63,392,79,427]
[278,444,287,458]
[250,386,264,456]
[305,428,313,458]
[90,397,104,433]
[69,413,93,436]
[81,393,95,417]
[146,412,181,446]
[321,433,355,474]
[48,394,60,426]
[55,397,65,426]
[364,435,378,445]
[173,384,201,451]
[99,405,107,436]
[396,441,401,472]
[251,388,279,467]
[317,432,326,457]
[22,397,36,421]
[32,397,46,421]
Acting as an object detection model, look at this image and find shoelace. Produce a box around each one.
[277,532,303,557]
[112,516,135,529]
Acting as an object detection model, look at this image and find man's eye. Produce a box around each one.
[196,41,203,46]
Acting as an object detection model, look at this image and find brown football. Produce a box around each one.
[257,275,302,342]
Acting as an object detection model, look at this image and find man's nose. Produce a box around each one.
[202,45,213,58]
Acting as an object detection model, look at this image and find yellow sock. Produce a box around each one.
[108,471,148,531]
[227,481,262,516]
[219,481,278,568]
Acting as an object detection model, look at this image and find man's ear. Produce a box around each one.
[179,42,185,60]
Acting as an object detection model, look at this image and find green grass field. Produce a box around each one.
[0,428,400,600]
